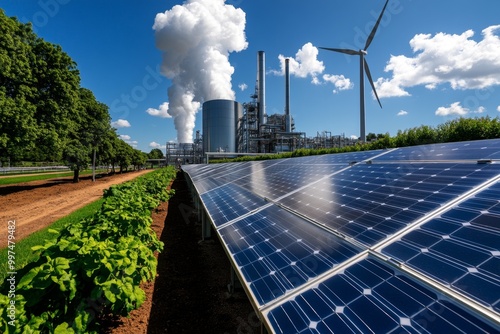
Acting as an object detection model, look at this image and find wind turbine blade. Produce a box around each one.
[364,0,389,50]
[319,47,360,56]
[364,60,382,108]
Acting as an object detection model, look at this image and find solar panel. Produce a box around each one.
[277,163,500,246]
[373,138,500,161]
[265,257,499,334]
[233,163,347,201]
[200,183,268,227]
[218,205,361,305]
[382,181,500,312]
[181,139,500,333]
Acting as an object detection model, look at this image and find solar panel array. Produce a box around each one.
[182,140,500,333]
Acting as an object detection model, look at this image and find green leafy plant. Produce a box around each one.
[0,166,177,333]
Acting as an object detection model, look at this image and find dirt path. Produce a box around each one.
[0,170,153,248]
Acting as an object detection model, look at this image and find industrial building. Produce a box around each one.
[165,50,357,164]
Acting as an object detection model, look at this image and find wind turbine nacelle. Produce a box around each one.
[360,50,368,55]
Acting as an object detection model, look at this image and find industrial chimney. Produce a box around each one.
[257,51,267,133]
[285,58,292,133]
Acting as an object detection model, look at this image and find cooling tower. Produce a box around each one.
[202,99,242,153]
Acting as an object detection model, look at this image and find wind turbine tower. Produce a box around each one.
[320,0,389,142]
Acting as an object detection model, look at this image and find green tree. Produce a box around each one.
[79,88,111,181]
[115,139,133,173]
[148,148,164,160]
[30,37,80,162]
[132,149,147,170]
[99,128,120,173]
[0,11,38,161]
[0,10,80,163]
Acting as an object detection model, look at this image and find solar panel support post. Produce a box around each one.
[201,210,211,240]
[227,266,242,295]
[196,197,202,223]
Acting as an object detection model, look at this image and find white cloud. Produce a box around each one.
[397,110,408,116]
[376,25,500,98]
[119,134,131,140]
[350,135,358,140]
[323,74,353,93]
[149,141,166,149]
[272,43,325,83]
[238,83,248,91]
[111,119,131,128]
[122,139,138,148]
[435,102,469,116]
[146,102,172,118]
[271,42,354,92]
[474,106,486,113]
[497,105,500,112]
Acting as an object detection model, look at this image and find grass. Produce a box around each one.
[0,169,107,186]
[0,198,104,282]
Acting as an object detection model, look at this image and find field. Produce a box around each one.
[0,170,152,248]
[0,170,257,333]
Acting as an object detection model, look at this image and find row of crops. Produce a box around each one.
[0,167,177,333]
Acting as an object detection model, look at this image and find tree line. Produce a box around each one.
[212,116,500,163]
[0,10,158,182]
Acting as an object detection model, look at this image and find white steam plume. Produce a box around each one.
[153,0,248,143]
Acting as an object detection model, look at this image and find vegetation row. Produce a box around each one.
[211,117,500,163]
[0,166,177,333]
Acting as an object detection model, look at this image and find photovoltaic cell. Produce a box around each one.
[311,149,385,164]
[218,205,361,305]
[200,183,268,226]
[233,163,346,201]
[278,163,500,246]
[266,258,499,334]
[383,181,500,311]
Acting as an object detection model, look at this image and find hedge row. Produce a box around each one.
[211,116,500,163]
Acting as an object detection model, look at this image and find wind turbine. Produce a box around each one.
[320,0,389,143]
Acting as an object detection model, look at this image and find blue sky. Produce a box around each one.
[2,0,500,152]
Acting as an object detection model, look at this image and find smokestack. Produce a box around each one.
[257,51,266,131]
[285,58,292,132]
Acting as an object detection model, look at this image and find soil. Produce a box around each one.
[0,170,152,248]
[0,170,259,333]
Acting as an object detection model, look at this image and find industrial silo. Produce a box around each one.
[202,99,242,154]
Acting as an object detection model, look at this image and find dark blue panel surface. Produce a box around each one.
[233,163,346,201]
[219,205,361,305]
[383,182,500,310]
[267,258,499,334]
[278,163,500,246]
[311,149,385,164]
[373,139,500,161]
[200,183,268,226]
